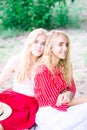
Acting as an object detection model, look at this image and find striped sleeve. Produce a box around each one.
[34,65,68,111]
[67,79,76,94]
[34,65,57,106]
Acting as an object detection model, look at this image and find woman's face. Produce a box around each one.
[52,36,69,60]
[30,34,46,58]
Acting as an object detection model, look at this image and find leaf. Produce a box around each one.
[71,0,75,3]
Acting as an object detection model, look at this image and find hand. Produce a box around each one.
[56,91,74,106]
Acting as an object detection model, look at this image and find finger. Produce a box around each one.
[58,95,64,101]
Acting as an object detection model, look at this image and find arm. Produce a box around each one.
[56,79,76,106]
[68,95,87,107]
[34,65,59,106]
[0,55,19,87]
[56,63,76,106]
[56,91,74,106]
[62,90,74,101]
[34,65,68,111]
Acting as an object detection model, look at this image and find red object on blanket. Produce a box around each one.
[0,89,38,130]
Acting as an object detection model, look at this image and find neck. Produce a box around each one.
[31,56,38,65]
[52,56,60,67]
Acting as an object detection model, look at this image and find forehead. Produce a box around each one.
[36,34,46,41]
[56,35,68,43]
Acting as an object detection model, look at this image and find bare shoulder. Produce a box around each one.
[5,54,21,72]
[9,54,20,63]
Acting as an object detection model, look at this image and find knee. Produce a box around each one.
[0,124,4,130]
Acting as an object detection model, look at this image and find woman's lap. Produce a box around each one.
[0,89,38,129]
[35,103,87,130]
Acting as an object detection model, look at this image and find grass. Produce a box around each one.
[0,26,26,38]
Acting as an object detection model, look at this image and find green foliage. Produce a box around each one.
[49,0,82,29]
[27,0,51,30]
[0,0,80,31]
[71,0,75,3]
[49,2,69,29]
[1,0,32,30]
[67,1,82,28]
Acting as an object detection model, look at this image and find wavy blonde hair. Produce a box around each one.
[16,28,47,83]
[37,30,72,86]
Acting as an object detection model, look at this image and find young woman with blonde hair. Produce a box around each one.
[0,28,47,130]
[34,30,87,130]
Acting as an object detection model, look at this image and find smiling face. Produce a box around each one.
[52,35,69,61]
[30,34,46,58]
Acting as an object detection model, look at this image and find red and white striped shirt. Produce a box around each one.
[34,65,76,111]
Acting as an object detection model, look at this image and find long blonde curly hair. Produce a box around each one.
[16,28,47,83]
[36,30,72,86]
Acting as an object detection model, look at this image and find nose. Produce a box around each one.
[37,42,42,48]
[63,45,67,51]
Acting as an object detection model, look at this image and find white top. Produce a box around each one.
[13,78,34,96]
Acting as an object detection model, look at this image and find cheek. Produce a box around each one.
[41,46,45,52]
[65,48,69,55]
[52,47,60,54]
[30,46,33,52]
[30,44,35,50]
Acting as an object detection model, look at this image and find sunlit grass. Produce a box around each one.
[0,27,25,38]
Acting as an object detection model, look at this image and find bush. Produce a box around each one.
[1,0,31,30]
[49,0,82,29]
[0,0,81,31]
[1,0,53,30]
[49,2,69,29]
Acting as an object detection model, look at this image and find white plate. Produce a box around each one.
[0,102,12,121]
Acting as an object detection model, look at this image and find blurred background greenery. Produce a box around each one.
[0,0,84,37]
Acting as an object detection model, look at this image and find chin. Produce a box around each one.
[33,53,42,57]
[60,57,66,60]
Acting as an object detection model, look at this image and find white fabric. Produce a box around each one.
[35,103,87,130]
[13,78,34,96]
[73,118,87,130]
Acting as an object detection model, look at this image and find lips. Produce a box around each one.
[35,49,42,53]
[61,52,66,56]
